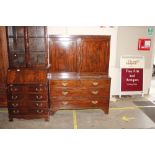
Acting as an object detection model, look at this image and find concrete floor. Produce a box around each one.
[0,77,155,129]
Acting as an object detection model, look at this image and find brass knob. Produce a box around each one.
[12,95,18,100]
[62,101,68,105]
[13,110,19,114]
[37,109,43,113]
[62,82,68,86]
[36,95,43,99]
[92,82,99,86]
[91,100,98,104]
[36,103,43,107]
[36,88,43,91]
[62,91,68,95]
[91,91,99,95]
[12,103,19,107]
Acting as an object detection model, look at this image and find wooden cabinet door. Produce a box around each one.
[79,37,110,74]
[27,26,47,68]
[7,26,26,68]
[50,37,77,72]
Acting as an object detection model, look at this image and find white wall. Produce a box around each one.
[115,26,155,95]
[47,26,155,97]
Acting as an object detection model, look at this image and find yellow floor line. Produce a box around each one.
[73,110,78,129]
[110,106,144,111]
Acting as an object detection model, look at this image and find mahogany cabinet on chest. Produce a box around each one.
[49,36,111,114]
[6,26,49,121]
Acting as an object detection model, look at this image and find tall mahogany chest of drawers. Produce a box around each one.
[7,69,49,121]
[49,36,111,114]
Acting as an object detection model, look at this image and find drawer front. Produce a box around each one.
[51,88,110,98]
[8,108,48,115]
[8,108,28,115]
[51,80,77,87]
[28,108,49,115]
[8,85,24,93]
[79,79,110,88]
[27,94,48,101]
[27,84,48,93]
[8,94,23,101]
[51,98,109,109]
[8,101,48,108]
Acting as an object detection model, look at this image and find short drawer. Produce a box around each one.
[8,85,24,93]
[27,94,48,101]
[27,84,48,93]
[51,98,109,109]
[50,80,77,87]
[79,79,110,88]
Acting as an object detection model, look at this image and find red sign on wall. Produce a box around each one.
[121,68,143,91]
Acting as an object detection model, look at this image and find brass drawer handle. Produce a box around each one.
[12,110,19,114]
[12,103,19,107]
[36,109,43,113]
[92,82,99,86]
[36,103,43,107]
[36,95,43,100]
[62,91,68,95]
[91,91,99,95]
[36,88,43,91]
[10,87,18,91]
[62,82,68,86]
[91,100,98,104]
[11,95,18,100]
[62,101,68,105]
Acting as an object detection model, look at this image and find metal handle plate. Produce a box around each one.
[91,91,99,95]
[62,82,68,86]
[92,82,99,86]
[62,101,68,105]
[62,91,68,95]
[91,100,98,104]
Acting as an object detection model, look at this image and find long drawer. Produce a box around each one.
[8,108,48,115]
[51,87,110,98]
[8,101,48,108]
[51,98,109,109]
[8,84,48,93]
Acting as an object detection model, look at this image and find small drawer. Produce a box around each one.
[79,79,110,88]
[50,80,77,87]
[51,88,79,97]
[8,94,23,101]
[8,85,24,93]
[87,88,110,97]
[27,84,48,93]
[27,94,48,101]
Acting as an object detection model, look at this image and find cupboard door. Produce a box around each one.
[7,26,25,37]
[7,27,26,68]
[50,37,77,72]
[79,37,110,74]
[28,26,45,37]
[27,27,47,68]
